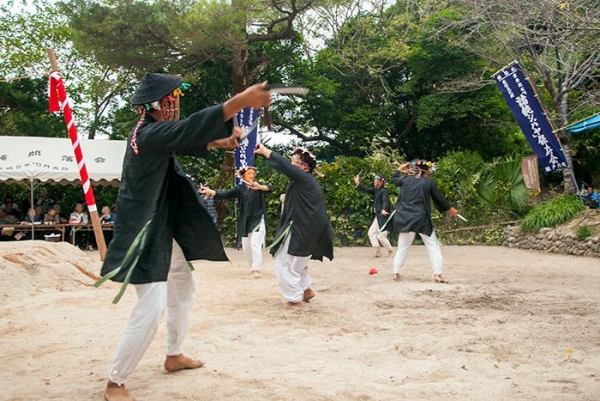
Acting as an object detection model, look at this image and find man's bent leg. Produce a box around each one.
[249,219,266,272]
[377,230,394,254]
[107,282,167,386]
[291,255,313,302]
[367,218,380,250]
[241,236,252,270]
[274,236,305,303]
[164,241,203,372]
[421,231,443,275]
[392,232,416,275]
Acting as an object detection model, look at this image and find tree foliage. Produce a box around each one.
[276,0,526,161]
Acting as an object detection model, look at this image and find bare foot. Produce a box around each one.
[392,273,401,282]
[104,381,135,401]
[433,274,449,284]
[164,354,205,373]
[303,288,315,302]
[374,250,382,258]
[251,271,261,279]
[387,249,395,257]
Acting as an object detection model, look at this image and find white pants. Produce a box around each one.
[367,217,393,252]
[241,218,266,272]
[392,231,443,275]
[274,235,312,303]
[108,240,196,385]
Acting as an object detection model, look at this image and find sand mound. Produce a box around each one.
[0,240,101,298]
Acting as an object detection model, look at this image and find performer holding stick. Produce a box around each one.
[390,159,458,284]
[354,173,394,258]
[200,166,273,277]
[99,73,270,401]
[253,144,333,306]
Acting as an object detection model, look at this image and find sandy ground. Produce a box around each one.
[1,241,599,401]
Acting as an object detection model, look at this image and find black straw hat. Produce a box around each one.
[130,73,183,105]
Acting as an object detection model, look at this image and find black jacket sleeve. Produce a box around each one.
[391,170,405,187]
[265,152,312,183]
[215,186,241,200]
[136,105,233,154]
[356,184,375,195]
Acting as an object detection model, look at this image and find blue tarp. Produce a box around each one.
[566,113,600,133]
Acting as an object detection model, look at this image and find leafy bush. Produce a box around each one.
[576,225,592,240]
[437,226,505,246]
[521,195,585,233]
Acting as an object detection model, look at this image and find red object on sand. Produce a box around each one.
[369,268,378,275]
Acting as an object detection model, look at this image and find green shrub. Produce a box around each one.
[521,195,585,233]
[576,225,592,240]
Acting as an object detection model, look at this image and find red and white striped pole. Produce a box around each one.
[47,48,107,260]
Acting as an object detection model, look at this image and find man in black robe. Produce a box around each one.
[354,173,394,257]
[101,72,270,401]
[390,160,458,284]
[253,144,333,306]
[200,166,273,277]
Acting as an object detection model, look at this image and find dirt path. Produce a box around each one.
[1,242,599,400]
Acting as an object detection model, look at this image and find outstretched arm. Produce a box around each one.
[254,143,310,182]
[222,82,271,121]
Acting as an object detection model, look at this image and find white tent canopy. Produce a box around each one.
[0,136,126,186]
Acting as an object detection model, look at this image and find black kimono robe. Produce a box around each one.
[266,152,333,261]
[215,183,273,240]
[391,170,451,237]
[356,184,392,231]
[101,105,231,284]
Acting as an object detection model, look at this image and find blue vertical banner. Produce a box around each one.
[493,62,569,172]
[234,107,260,184]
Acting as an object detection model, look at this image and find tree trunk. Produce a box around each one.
[214,1,250,245]
[554,93,577,194]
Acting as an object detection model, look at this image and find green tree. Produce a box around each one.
[282,0,525,160]
[0,78,65,137]
[433,0,600,193]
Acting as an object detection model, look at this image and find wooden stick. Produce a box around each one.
[47,48,59,72]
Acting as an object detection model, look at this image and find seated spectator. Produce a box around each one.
[20,208,43,239]
[34,205,44,221]
[42,207,63,240]
[69,203,89,224]
[0,206,18,225]
[69,203,90,250]
[36,191,55,213]
[2,197,21,221]
[582,186,600,209]
[99,206,115,224]
[1,207,21,241]
[21,208,43,224]
[99,205,115,245]
[53,204,68,223]
[44,207,61,225]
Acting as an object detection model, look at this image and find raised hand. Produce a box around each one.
[199,187,216,197]
[223,82,271,121]
[207,126,242,150]
[254,143,272,158]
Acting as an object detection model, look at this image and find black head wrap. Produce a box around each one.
[292,147,317,172]
[130,73,183,105]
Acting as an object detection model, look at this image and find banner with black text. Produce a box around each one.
[234,107,260,184]
[494,62,568,172]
